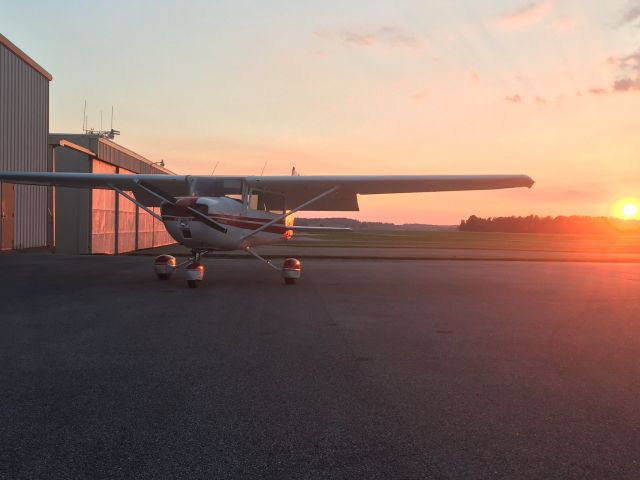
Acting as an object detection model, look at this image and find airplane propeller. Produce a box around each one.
[136,180,228,234]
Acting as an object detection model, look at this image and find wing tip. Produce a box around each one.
[526,176,535,188]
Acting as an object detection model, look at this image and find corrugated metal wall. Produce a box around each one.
[117,167,136,253]
[0,42,49,249]
[91,160,117,254]
[53,134,175,254]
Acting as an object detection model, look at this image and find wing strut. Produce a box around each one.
[241,186,340,241]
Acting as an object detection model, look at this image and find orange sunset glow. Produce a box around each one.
[623,203,638,218]
[612,197,640,219]
[3,1,639,224]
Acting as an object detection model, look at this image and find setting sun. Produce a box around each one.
[623,203,638,218]
[611,198,640,220]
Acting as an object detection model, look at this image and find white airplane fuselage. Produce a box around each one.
[161,196,294,251]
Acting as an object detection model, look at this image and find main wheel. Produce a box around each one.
[187,280,199,288]
[281,258,301,285]
[154,255,176,280]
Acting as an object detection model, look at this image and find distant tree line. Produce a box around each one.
[459,215,640,234]
[296,218,457,231]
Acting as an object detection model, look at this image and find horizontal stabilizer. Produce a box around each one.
[290,226,353,233]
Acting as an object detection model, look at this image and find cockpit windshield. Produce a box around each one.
[191,178,243,198]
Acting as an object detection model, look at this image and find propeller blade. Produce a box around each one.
[186,207,228,234]
[135,180,228,234]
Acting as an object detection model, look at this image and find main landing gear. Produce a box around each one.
[244,247,302,285]
[153,249,301,288]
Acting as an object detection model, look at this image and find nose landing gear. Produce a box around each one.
[154,250,208,288]
[185,261,205,288]
[184,249,207,288]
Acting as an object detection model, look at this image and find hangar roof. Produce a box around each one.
[0,33,52,81]
[50,134,175,175]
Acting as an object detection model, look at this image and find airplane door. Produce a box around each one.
[1,182,15,251]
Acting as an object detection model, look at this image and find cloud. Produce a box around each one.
[505,94,523,103]
[492,1,554,30]
[550,16,576,32]
[468,69,480,83]
[561,189,595,199]
[541,188,599,201]
[589,87,607,95]
[316,27,424,50]
[534,96,547,105]
[617,1,640,27]
[614,77,640,91]
[610,49,640,92]
[411,89,429,101]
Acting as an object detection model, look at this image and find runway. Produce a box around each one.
[1,254,639,479]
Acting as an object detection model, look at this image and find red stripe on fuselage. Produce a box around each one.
[162,214,291,234]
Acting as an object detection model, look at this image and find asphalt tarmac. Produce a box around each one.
[1,254,639,479]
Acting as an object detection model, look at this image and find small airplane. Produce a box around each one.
[0,170,534,287]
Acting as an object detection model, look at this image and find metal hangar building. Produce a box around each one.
[0,33,51,251]
[0,33,175,254]
[49,134,174,254]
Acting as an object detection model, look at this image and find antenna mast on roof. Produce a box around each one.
[84,103,120,140]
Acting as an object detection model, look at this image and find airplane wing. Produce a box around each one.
[246,174,534,211]
[0,172,217,207]
[0,172,533,210]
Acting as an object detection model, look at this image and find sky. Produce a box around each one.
[2,0,640,224]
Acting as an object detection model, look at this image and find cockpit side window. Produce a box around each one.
[248,190,285,214]
[225,193,243,203]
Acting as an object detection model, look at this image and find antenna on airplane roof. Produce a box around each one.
[260,161,268,176]
[211,161,220,175]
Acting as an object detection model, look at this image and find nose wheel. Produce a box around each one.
[185,249,206,288]
[185,262,205,288]
[154,250,208,288]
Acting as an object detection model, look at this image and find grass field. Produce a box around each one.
[285,230,640,254]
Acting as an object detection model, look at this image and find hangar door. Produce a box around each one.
[1,182,14,251]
